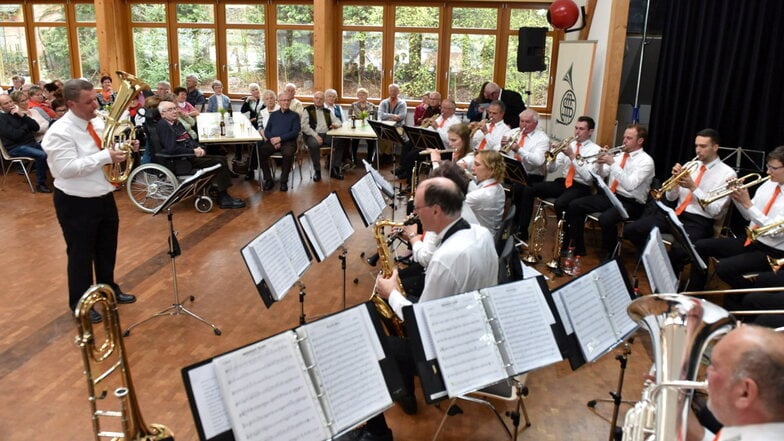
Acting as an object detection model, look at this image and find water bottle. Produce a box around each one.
[226,115,235,137]
[572,255,582,277]
[563,247,575,275]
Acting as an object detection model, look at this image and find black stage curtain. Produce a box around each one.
[648,0,784,177]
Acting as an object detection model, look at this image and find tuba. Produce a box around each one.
[75,284,174,441]
[101,71,146,185]
[621,294,735,441]
[370,220,412,336]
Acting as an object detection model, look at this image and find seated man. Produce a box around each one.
[302,90,345,181]
[260,92,300,192]
[0,94,51,192]
[155,101,245,208]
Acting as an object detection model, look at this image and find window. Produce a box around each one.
[275,4,314,95]
[340,5,383,98]
[447,7,498,103]
[392,6,439,101]
[506,8,556,109]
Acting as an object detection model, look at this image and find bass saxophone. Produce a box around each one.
[101,71,147,185]
[75,284,174,441]
[621,294,735,441]
[370,219,412,336]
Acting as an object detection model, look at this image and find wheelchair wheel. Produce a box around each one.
[127,163,178,213]
[194,195,213,213]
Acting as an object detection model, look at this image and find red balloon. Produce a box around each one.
[549,0,580,30]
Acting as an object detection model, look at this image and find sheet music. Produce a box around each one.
[212,332,329,441]
[325,193,354,241]
[277,214,310,277]
[351,173,386,226]
[655,201,707,270]
[243,226,298,300]
[550,290,573,334]
[300,203,342,260]
[418,291,508,397]
[590,170,629,219]
[556,275,617,362]
[592,261,638,339]
[296,306,392,434]
[642,227,678,294]
[363,159,395,198]
[186,363,232,439]
[481,281,563,374]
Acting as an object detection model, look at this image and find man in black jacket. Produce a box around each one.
[156,101,245,208]
[0,94,51,192]
[483,82,526,129]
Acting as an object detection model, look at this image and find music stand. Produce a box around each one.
[403,125,446,150]
[124,164,223,336]
[501,153,529,187]
[368,119,407,193]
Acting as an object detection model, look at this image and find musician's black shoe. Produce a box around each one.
[116,292,137,304]
[280,183,288,192]
[219,194,246,209]
[89,309,102,324]
[313,171,322,182]
[36,183,52,193]
[335,427,393,441]
[330,168,344,180]
[262,179,275,191]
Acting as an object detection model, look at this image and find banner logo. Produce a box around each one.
[556,64,576,126]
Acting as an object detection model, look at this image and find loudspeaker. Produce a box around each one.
[517,27,547,73]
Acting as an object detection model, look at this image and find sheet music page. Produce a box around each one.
[592,261,638,339]
[325,193,354,241]
[481,281,563,374]
[413,303,437,360]
[301,203,342,259]
[276,214,310,277]
[590,170,629,219]
[642,227,678,294]
[419,291,508,397]
[350,174,383,226]
[212,332,329,441]
[249,228,298,300]
[296,306,392,434]
[655,201,707,270]
[363,160,395,198]
[241,238,264,285]
[555,275,617,362]
[186,362,232,439]
[550,290,573,334]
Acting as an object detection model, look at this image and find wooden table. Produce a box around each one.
[196,112,263,144]
[327,120,380,169]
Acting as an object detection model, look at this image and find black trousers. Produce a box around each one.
[190,155,233,191]
[741,271,784,328]
[305,133,345,173]
[259,140,297,182]
[565,193,645,256]
[54,189,121,311]
[624,211,715,272]
[510,174,545,239]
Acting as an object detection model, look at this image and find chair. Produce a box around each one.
[498,234,524,284]
[494,205,518,256]
[0,139,36,193]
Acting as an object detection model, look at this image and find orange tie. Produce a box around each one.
[565,142,581,188]
[438,117,446,128]
[514,132,526,160]
[477,122,495,151]
[711,430,721,441]
[87,122,103,150]
[609,153,630,193]
[745,185,780,245]
[675,165,707,215]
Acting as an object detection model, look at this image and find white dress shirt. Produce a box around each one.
[429,114,462,146]
[711,422,784,441]
[511,128,550,177]
[548,139,605,186]
[388,220,498,319]
[42,111,114,197]
[471,120,510,151]
[466,178,505,236]
[735,180,784,250]
[412,204,480,266]
[665,157,737,220]
[609,148,656,204]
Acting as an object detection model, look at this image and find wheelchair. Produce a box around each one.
[126,109,216,213]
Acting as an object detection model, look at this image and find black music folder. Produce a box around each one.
[500,152,530,187]
[403,277,568,403]
[349,172,387,227]
[182,303,404,441]
[403,125,446,150]
[368,119,404,144]
[240,212,311,308]
[549,259,638,369]
[298,192,354,262]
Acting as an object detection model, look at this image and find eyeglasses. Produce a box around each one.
[767,163,784,171]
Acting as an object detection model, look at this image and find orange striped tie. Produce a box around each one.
[477,122,495,151]
[87,121,103,150]
[609,153,630,193]
[745,185,780,245]
[565,142,581,188]
[675,165,707,215]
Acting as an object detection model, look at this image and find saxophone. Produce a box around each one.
[546,211,566,270]
[522,201,546,263]
[75,284,174,441]
[621,294,735,441]
[101,71,147,184]
[371,220,409,336]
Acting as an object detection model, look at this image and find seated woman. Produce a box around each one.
[96,75,115,110]
[10,91,49,142]
[466,150,506,237]
[206,80,231,112]
[173,86,199,118]
[246,90,279,181]
[350,87,376,164]
[430,123,475,172]
[240,83,263,129]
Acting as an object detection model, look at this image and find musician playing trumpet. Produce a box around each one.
[564,124,655,260]
[469,100,510,151]
[624,128,736,273]
[689,146,784,307]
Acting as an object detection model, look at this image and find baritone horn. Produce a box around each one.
[101,71,147,185]
[75,284,174,441]
[650,156,700,200]
[698,174,770,208]
[545,136,576,164]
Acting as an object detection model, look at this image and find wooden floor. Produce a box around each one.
[0,158,655,440]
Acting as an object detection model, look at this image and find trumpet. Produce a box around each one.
[698,174,770,208]
[650,156,700,200]
[420,113,440,128]
[500,128,524,154]
[746,217,784,243]
[575,145,624,166]
[545,136,576,164]
[768,255,784,272]
[469,118,489,137]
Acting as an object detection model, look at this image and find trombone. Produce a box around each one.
[745,217,784,243]
[650,156,700,200]
[698,174,770,208]
[545,136,576,164]
[575,145,624,166]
